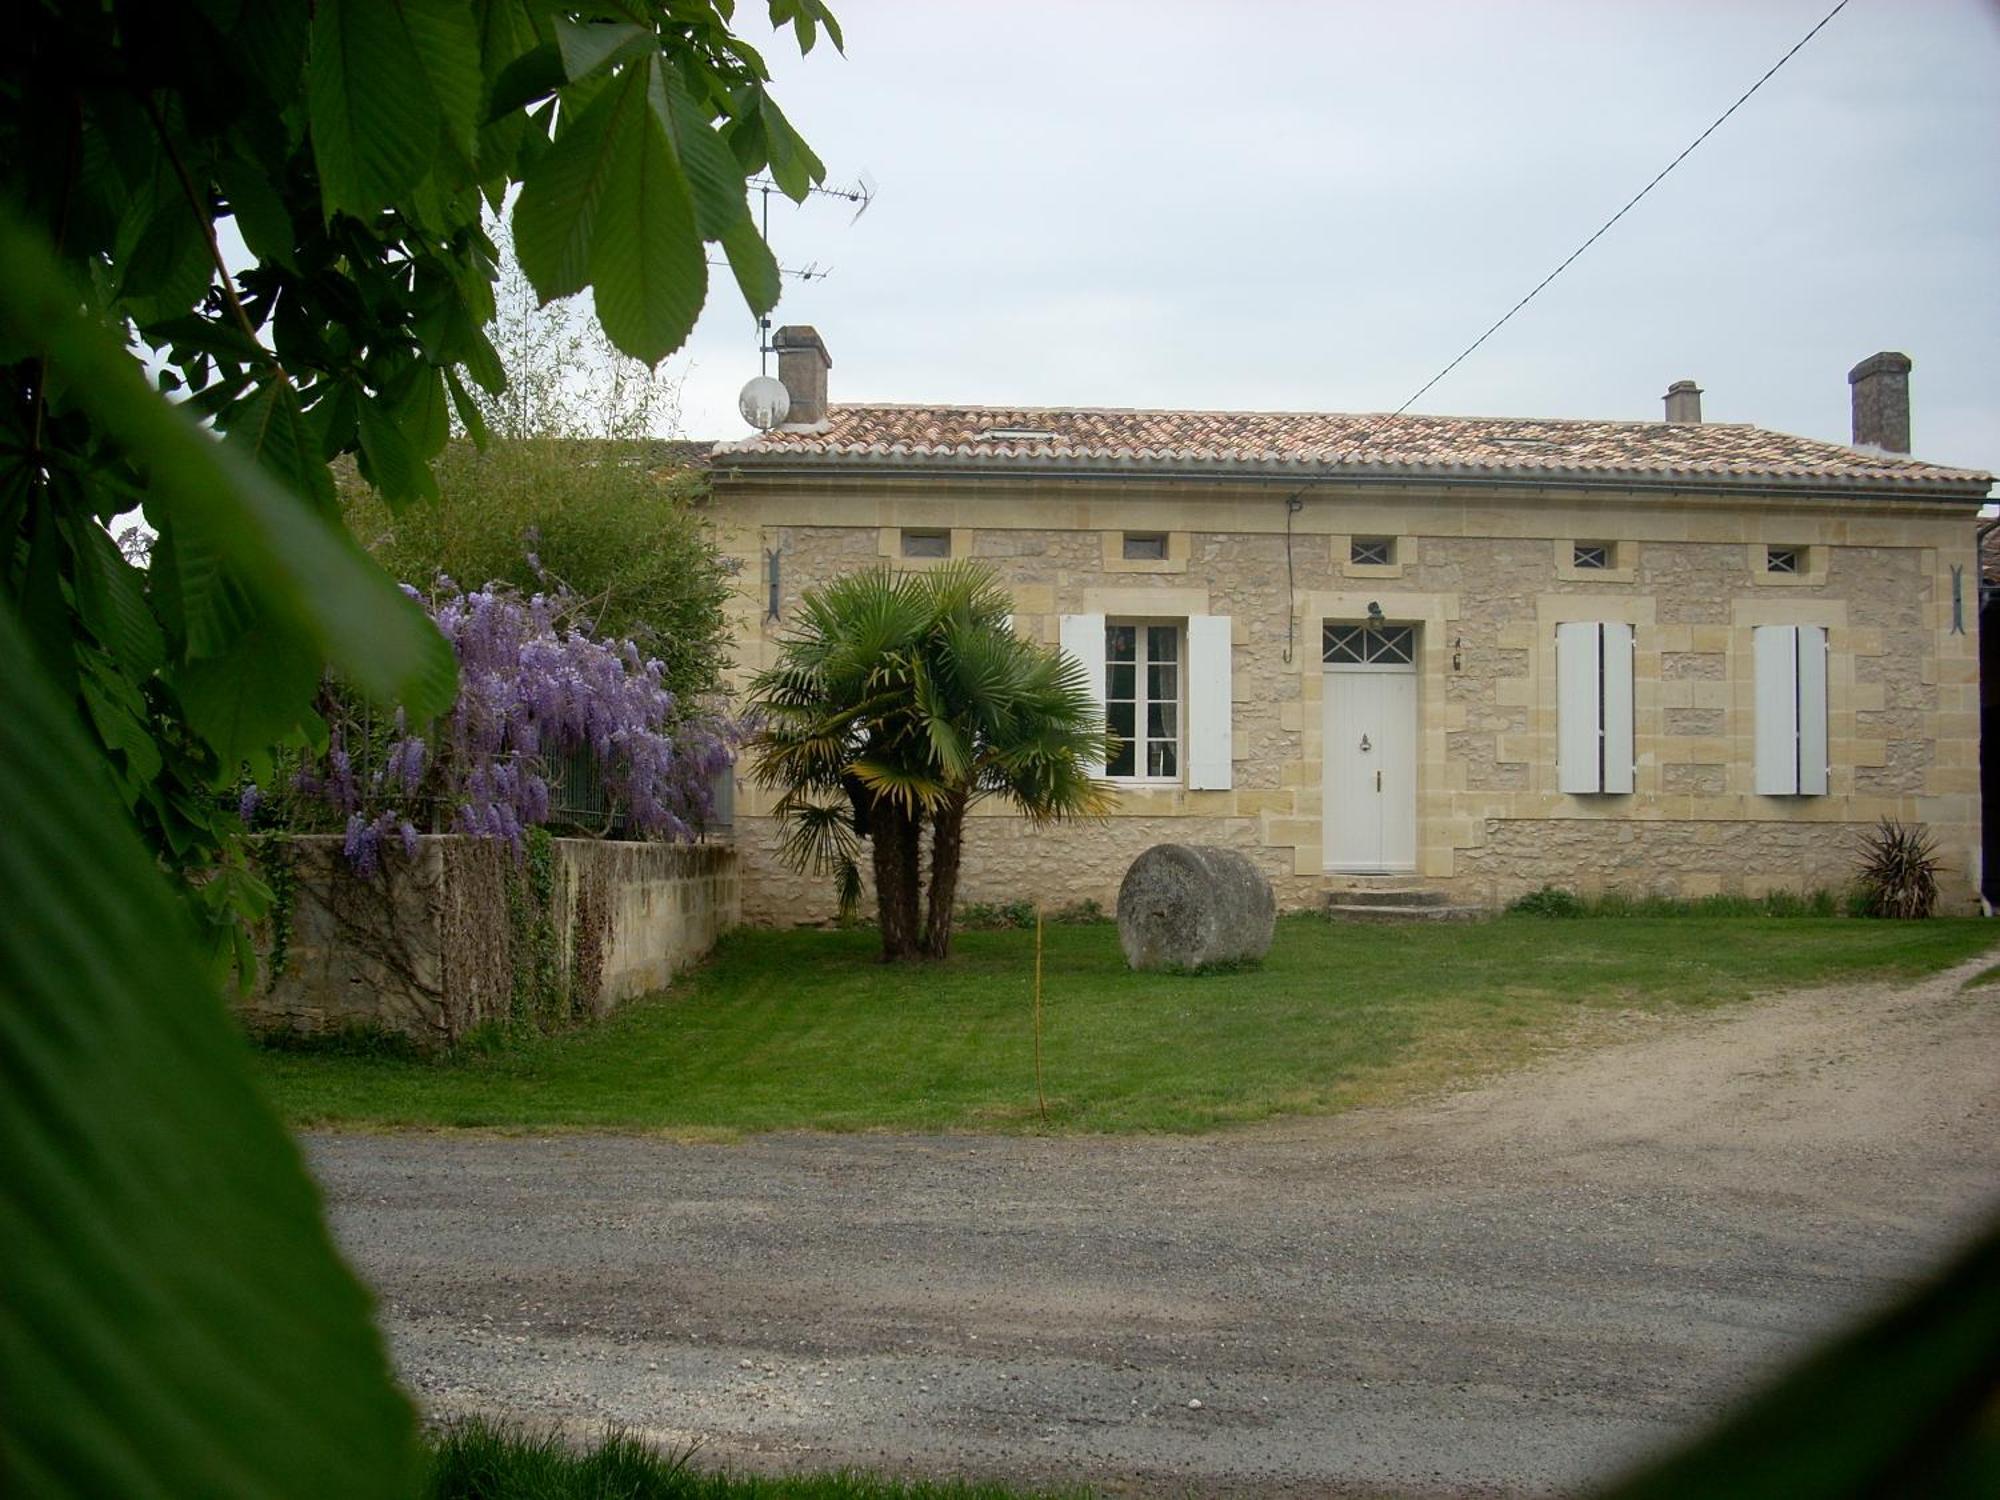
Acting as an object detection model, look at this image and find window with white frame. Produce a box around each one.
[1104,622,1180,778]
[1058,612,1234,789]
[1556,621,1635,794]
[1753,624,1829,795]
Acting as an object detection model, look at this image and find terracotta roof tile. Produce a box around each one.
[714,404,1991,494]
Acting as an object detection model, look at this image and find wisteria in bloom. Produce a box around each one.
[264,581,735,870]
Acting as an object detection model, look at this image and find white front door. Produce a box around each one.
[1323,660,1418,873]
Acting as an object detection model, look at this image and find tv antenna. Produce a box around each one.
[736,172,876,429]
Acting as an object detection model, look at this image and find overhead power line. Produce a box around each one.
[1363,0,1856,436]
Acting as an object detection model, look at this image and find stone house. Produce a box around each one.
[709,330,1992,920]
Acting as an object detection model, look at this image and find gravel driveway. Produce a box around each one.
[311,955,2000,1497]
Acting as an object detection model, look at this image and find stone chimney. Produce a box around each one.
[773,325,831,427]
[1663,380,1703,424]
[1848,351,1911,453]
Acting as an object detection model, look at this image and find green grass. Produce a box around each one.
[254,914,2000,1137]
[425,1419,1079,1499]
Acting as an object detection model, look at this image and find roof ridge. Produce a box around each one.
[825,401,1782,432]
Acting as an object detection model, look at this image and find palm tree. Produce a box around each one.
[747,562,1114,960]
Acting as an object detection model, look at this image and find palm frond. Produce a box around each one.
[849,757,950,814]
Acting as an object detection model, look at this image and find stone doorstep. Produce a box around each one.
[1323,901,1488,924]
[1321,879,1489,923]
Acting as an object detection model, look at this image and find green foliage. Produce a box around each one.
[958,898,1108,930]
[0,605,419,1495]
[1852,819,1942,920]
[257,832,299,986]
[505,825,567,1033]
[0,4,831,1492]
[424,1417,1084,1499]
[340,261,736,700]
[957,899,1037,930]
[1507,884,1586,917]
[748,563,1114,960]
[252,916,1999,1136]
[1506,886,1842,919]
[1599,1214,2000,1499]
[2,0,830,968]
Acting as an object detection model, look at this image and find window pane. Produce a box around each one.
[1148,741,1178,777]
[1147,662,1177,701]
[1147,625,1179,662]
[1123,533,1167,561]
[1323,626,1362,664]
[1106,663,1136,701]
[1107,699,1136,778]
[1147,701,1177,739]
[1106,624,1136,661]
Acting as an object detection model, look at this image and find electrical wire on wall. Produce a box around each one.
[1281,492,1305,664]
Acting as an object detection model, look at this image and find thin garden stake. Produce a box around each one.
[1033,902,1048,1124]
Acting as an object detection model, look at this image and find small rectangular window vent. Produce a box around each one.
[1573,542,1611,570]
[901,529,950,559]
[1766,546,1802,575]
[1350,537,1394,567]
[1122,532,1168,561]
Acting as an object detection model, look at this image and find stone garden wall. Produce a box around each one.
[240,835,738,1049]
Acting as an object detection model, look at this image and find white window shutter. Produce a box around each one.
[1186,615,1234,790]
[1754,625,1800,794]
[1556,621,1602,794]
[1602,622,1635,794]
[1797,625,1829,796]
[1059,613,1108,777]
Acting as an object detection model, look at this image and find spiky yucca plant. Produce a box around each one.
[1853,819,1942,920]
[748,563,1115,961]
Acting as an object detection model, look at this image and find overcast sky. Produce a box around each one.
[662,0,1999,479]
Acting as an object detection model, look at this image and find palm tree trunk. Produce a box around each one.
[870,801,925,961]
[896,808,923,954]
[922,790,969,958]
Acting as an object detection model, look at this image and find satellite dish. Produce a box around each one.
[739,375,791,431]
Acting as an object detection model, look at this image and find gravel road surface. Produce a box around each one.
[311,957,2000,1497]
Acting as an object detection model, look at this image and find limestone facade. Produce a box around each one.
[710,473,1985,919]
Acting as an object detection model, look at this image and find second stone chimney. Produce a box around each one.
[1848,351,1911,453]
[773,325,831,427]
[1663,379,1703,424]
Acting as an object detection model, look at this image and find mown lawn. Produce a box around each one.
[254,914,1999,1136]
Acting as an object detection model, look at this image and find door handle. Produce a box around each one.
[1375,769,1381,792]
[1360,734,1371,752]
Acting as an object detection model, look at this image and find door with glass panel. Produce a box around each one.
[1105,621,1180,780]
[1321,623,1418,872]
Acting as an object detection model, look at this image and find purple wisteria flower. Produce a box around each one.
[267,580,734,869]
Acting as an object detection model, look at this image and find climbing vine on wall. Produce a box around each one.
[252,833,296,990]
[503,827,565,1035]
